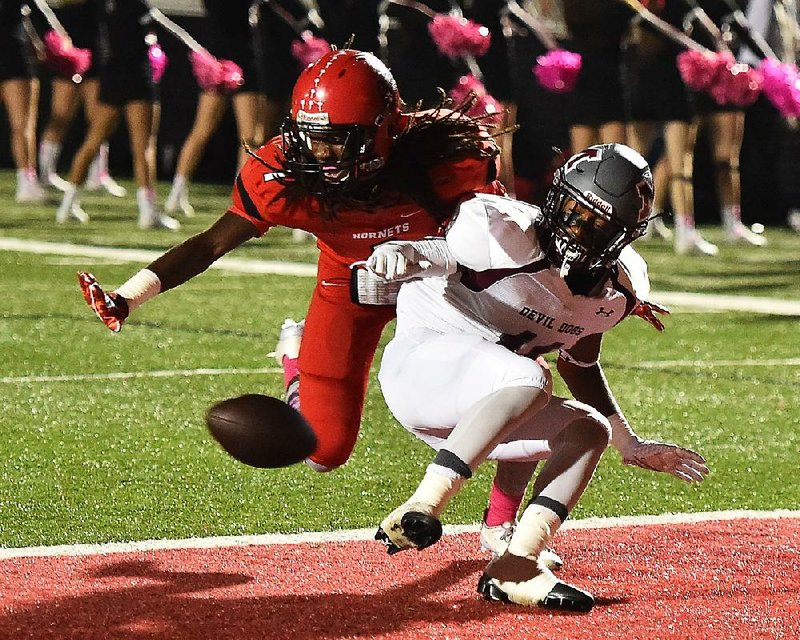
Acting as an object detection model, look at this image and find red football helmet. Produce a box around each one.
[281,49,402,195]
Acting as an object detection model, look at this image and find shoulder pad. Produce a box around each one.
[617,245,651,301]
[446,195,544,270]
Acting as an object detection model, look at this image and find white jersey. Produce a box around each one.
[394,194,651,360]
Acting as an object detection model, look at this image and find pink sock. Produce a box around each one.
[484,481,525,527]
[281,356,299,388]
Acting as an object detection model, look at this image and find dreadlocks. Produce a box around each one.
[258,92,506,222]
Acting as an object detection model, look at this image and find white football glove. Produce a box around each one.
[609,414,709,483]
[365,239,455,282]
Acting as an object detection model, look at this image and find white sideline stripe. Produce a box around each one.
[0,238,317,277]
[629,358,800,369]
[2,237,800,315]
[1,367,281,384]
[651,291,800,316]
[1,509,798,560]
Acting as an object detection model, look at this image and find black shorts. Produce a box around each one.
[0,34,34,81]
[567,50,627,127]
[692,90,743,117]
[54,3,102,79]
[256,6,301,101]
[624,54,693,123]
[98,59,156,106]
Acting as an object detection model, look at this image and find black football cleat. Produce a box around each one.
[375,511,443,555]
[477,573,594,613]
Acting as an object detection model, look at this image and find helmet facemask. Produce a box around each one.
[280,118,383,197]
[542,147,653,286]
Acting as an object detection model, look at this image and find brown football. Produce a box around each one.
[206,394,317,468]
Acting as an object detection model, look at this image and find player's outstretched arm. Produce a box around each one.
[558,337,709,483]
[78,212,259,332]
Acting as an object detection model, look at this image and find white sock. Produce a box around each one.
[39,140,61,177]
[507,504,562,560]
[56,184,79,222]
[722,205,741,233]
[137,187,155,224]
[166,175,187,205]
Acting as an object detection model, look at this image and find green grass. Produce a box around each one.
[1,169,799,548]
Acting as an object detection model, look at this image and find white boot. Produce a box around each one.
[39,140,70,191]
[16,168,46,203]
[165,175,195,217]
[722,206,767,245]
[643,215,672,240]
[86,143,126,197]
[137,187,180,230]
[675,215,718,256]
[55,184,89,224]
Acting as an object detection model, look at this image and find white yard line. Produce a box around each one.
[2,237,800,315]
[1,509,797,559]
[1,367,281,384]
[3,357,798,385]
[0,237,316,277]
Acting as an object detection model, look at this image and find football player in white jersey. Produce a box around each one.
[365,143,709,612]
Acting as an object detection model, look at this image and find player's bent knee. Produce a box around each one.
[569,416,611,451]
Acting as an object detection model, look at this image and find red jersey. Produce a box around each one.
[228,135,504,267]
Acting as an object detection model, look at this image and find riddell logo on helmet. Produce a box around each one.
[297,110,330,125]
[583,191,613,215]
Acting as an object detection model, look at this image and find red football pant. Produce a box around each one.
[297,254,395,470]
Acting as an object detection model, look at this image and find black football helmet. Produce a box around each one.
[541,143,654,279]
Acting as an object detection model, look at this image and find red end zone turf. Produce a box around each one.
[1,517,798,640]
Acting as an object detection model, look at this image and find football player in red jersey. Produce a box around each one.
[78,48,504,473]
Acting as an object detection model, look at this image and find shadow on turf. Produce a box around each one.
[0,557,626,639]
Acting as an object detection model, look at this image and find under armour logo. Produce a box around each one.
[595,307,614,317]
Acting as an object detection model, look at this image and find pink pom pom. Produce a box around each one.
[677,50,725,91]
[428,14,491,59]
[533,49,582,93]
[449,74,503,124]
[148,42,168,84]
[218,59,245,92]
[710,60,762,107]
[291,31,330,68]
[759,58,800,117]
[189,50,244,93]
[43,30,92,79]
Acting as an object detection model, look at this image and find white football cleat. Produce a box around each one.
[477,553,593,612]
[273,318,304,364]
[375,502,443,555]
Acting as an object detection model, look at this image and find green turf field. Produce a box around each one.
[1,170,798,549]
